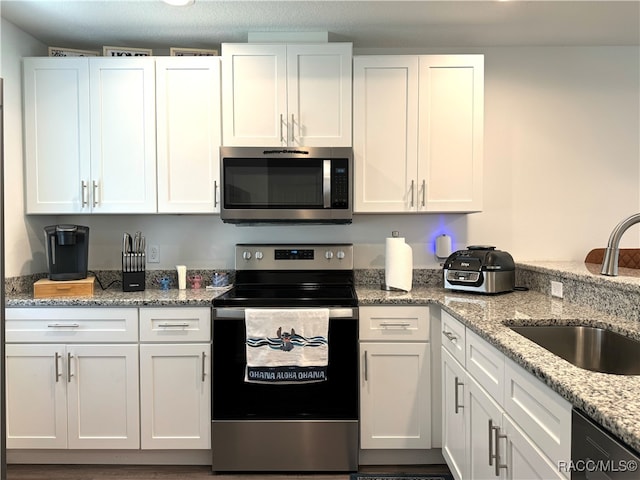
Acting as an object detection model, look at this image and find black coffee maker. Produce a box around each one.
[44,225,90,280]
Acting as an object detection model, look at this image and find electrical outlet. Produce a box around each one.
[148,245,160,263]
[551,280,563,298]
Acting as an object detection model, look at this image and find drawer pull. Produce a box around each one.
[443,330,458,342]
[158,322,190,328]
[48,323,80,328]
[380,322,411,328]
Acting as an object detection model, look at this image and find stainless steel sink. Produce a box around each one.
[509,325,640,375]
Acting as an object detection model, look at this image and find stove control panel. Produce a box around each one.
[236,244,353,270]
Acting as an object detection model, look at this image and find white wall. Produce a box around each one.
[1,18,50,277]
[2,18,639,274]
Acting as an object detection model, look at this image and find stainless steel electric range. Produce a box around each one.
[211,244,358,473]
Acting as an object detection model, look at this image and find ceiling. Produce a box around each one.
[1,0,639,52]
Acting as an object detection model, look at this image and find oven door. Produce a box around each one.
[212,307,358,421]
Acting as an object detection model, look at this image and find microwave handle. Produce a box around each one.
[323,160,331,208]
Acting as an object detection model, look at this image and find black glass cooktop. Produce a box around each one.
[213,284,357,307]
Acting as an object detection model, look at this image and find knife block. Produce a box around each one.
[122,252,145,292]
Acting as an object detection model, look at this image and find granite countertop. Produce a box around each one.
[6,286,231,307]
[6,262,640,453]
[358,284,640,454]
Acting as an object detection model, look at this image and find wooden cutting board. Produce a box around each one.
[34,276,95,298]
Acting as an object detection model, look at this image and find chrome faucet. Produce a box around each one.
[601,213,640,276]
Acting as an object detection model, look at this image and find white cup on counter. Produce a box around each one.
[176,265,187,290]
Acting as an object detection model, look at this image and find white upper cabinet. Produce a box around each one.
[418,56,484,213]
[24,58,91,214]
[353,56,419,212]
[156,57,222,213]
[89,58,157,213]
[222,43,352,147]
[354,54,484,213]
[24,57,157,214]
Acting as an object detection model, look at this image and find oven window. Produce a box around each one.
[212,318,358,420]
[223,158,324,208]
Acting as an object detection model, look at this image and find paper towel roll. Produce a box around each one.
[384,236,413,292]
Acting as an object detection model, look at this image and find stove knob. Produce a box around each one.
[336,250,346,260]
[325,250,334,260]
[255,251,264,260]
[242,251,252,261]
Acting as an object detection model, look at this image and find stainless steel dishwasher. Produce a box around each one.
[571,409,640,479]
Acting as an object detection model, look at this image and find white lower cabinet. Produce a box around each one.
[467,373,504,479]
[359,306,431,450]
[6,306,212,453]
[441,347,467,480]
[139,307,211,449]
[5,344,69,449]
[441,309,571,480]
[5,341,139,449]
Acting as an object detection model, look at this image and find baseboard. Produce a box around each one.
[359,449,444,465]
[7,449,211,465]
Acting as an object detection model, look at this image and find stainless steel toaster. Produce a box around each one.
[443,245,515,294]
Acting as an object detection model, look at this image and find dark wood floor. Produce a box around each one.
[7,464,451,480]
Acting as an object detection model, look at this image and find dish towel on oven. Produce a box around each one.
[245,308,329,384]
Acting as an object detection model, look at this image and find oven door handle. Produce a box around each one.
[213,307,357,319]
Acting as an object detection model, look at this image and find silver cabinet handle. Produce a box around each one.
[81,181,88,208]
[48,323,80,328]
[489,419,496,466]
[201,352,206,382]
[213,180,218,208]
[421,179,426,207]
[454,376,464,414]
[443,330,458,342]
[55,352,62,382]
[291,113,295,144]
[67,352,74,383]
[364,350,368,382]
[493,423,508,476]
[380,322,411,328]
[280,114,285,144]
[410,180,415,207]
[158,322,190,328]
[92,180,99,207]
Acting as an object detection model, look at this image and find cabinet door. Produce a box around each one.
[467,374,506,480]
[353,56,419,212]
[89,58,157,213]
[23,57,91,214]
[287,43,352,147]
[139,343,211,449]
[5,344,68,449]
[221,44,287,146]
[441,347,467,480]
[502,414,565,480]
[418,55,484,212]
[156,57,222,213]
[360,342,431,449]
[66,344,140,449]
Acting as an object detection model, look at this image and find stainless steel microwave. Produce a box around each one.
[220,147,353,224]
